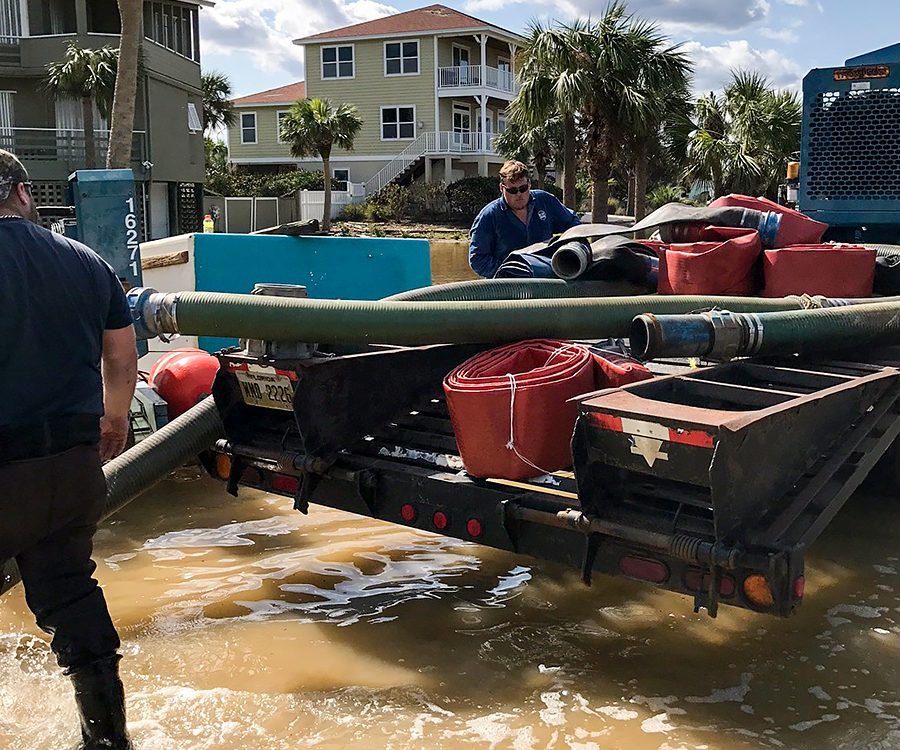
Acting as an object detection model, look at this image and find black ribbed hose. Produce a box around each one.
[1,397,225,597]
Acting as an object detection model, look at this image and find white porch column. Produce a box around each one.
[433,36,439,135]
[479,33,486,83]
[425,157,432,183]
[17,0,28,36]
[508,42,517,88]
[478,93,488,153]
[444,156,453,182]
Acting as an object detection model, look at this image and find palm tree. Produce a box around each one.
[107,0,143,169]
[279,98,363,232]
[45,44,118,169]
[685,71,801,199]
[576,3,692,223]
[510,20,593,206]
[627,39,693,221]
[202,71,236,133]
[494,118,562,189]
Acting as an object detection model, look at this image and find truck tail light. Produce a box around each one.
[619,556,669,584]
[466,518,484,538]
[743,574,774,609]
[215,454,232,480]
[432,511,449,530]
[400,504,417,522]
[271,474,300,494]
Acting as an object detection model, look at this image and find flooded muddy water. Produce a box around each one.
[2,248,899,749]
[2,475,899,750]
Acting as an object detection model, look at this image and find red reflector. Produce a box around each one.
[684,569,736,597]
[466,518,484,538]
[619,556,669,584]
[793,575,806,599]
[271,474,300,494]
[400,504,417,522]
[433,511,449,530]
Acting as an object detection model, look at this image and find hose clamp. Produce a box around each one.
[126,286,158,340]
[702,310,756,360]
[757,211,782,248]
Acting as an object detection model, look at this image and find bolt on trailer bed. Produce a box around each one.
[202,342,900,619]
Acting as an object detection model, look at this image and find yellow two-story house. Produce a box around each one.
[227,4,524,196]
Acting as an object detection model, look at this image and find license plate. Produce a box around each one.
[235,367,294,411]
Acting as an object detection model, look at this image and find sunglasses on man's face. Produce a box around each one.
[502,183,530,195]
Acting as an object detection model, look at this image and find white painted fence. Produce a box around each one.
[298,183,366,222]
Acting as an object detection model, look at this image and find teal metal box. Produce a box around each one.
[70,169,143,290]
[192,233,432,351]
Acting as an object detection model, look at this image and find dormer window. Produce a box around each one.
[322,45,354,79]
[385,40,419,76]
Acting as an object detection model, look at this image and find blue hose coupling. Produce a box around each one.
[757,211,782,248]
[127,286,159,340]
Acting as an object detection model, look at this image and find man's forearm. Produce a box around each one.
[102,357,138,419]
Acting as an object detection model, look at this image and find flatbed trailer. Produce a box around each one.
[204,343,900,619]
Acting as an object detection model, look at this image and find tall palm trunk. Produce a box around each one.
[534,151,547,189]
[626,170,635,216]
[562,113,576,207]
[321,154,332,233]
[81,96,97,169]
[633,138,649,222]
[589,156,610,224]
[107,0,142,168]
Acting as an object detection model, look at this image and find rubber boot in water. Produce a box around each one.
[69,655,132,750]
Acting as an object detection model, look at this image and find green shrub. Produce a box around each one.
[370,183,409,220]
[206,169,327,197]
[407,181,449,220]
[339,202,368,221]
[446,176,499,220]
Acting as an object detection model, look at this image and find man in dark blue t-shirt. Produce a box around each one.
[468,160,582,278]
[0,150,137,749]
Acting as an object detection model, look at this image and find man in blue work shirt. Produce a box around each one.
[468,160,581,278]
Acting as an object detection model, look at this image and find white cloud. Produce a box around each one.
[464,0,771,33]
[759,26,799,43]
[199,0,398,84]
[682,39,805,93]
[781,0,807,5]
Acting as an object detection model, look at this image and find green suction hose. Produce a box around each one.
[137,291,817,345]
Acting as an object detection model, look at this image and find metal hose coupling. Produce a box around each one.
[630,309,765,361]
[126,286,179,340]
[550,240,592,280]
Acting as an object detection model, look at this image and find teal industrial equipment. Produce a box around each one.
[69,169,143,291]
[799,43,900,242]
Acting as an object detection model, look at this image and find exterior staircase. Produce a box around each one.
[365,131,497,196]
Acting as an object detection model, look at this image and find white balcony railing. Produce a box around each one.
[366,131,498,195]
[438,65,518,95]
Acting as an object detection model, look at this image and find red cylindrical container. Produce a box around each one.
[148,348,220,419]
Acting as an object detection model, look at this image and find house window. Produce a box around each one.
[322,45,354,79]
[385,40,418,75]
[381,106,415,140]
[187,103,202,133]
[240,112,257,144]
[145,2,201,63]
[277,110,289,143]
[333,168,350,189]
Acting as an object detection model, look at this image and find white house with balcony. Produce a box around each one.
[227,4,525,195]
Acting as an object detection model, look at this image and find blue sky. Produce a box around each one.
[198,0,900,99]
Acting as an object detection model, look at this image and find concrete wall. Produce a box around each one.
[305,36,437,156]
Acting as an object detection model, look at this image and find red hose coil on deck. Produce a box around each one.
[444,340,652,480]
[762,244,876,298]
[657,227,762,296]
[709,194,827,246]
